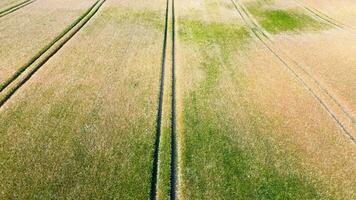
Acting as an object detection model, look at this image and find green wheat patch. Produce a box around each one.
[247,3,326,33]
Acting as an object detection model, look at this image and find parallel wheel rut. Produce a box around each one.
[0,0,36,18]
[0,0,106,107]
[150,0,178,198]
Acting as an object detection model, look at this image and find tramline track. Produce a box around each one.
[249,0,355,124]
[293,0,356,33]
[0,0,35,18]
[150,0,178,198]
[0,0,101,92]
[170,1,177,199]
[0,0,106,107]
[150,0,169,198]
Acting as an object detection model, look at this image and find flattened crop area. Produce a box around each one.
[0,0,355,199]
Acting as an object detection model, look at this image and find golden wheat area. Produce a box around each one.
[0,0,355,199]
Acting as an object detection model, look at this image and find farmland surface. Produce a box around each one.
[0,0,355,199]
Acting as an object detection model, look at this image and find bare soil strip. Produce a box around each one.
[0,0,106,107]
[231,0,355,143]
[293,0,356,32]
[150,0,170,198]
[0,0,35,18]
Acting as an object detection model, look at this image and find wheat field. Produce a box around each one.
[0,0,355,199]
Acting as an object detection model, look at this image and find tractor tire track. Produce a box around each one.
[150,0,170,198]
[0,0,101,92]
[293,0,356,33]
[230,0,355,144]
[0,0,106,107]
[170,0,178,199]
[150,0,178,198]
[261,0,356,123]
[0,0,35,18]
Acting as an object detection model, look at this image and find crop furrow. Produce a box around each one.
[0,0,106,107]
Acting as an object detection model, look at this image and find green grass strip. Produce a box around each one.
[0,0,100,92]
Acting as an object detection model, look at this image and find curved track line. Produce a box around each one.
[293,0,356,32]
[254,31,355,144]
[289,57,355,125]
[0,0,106,107]
[260,0,356,124]
[230,0,355,144]
[0,0,35,18]
[252,0,356,125]
[150,0,170,198]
